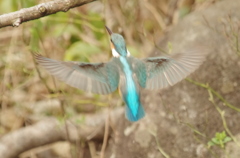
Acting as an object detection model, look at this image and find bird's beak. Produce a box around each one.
[105,26,112,35]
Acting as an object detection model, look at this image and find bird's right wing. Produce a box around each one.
[35,54,120,94]
[142,50,207,90]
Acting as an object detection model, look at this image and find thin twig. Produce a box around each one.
[186,78,240,112]
[208,89,240,148]
[100,103,110,158]
[149,130,170,158]
[88,141,97,158]
[60,100,74,158]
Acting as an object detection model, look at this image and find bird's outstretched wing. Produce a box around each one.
[35,54,119,94]
[142,50,206,90]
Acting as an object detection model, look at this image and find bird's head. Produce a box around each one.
[105,26,130,58]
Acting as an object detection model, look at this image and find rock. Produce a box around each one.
[224,134,240,158]
[107,0,240,158]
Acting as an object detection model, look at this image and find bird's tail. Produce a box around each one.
[125,103,145,122]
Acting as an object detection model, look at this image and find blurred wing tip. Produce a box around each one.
[34,53,44,61]
[33,52,41,57]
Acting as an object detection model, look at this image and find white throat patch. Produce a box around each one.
[127,49,130,57]
[111,48,131,57]
[112,48,120,57]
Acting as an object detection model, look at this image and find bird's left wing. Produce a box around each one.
[35,54,119,94]
[142,50,206,90]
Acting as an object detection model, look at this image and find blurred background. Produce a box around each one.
[1,0,237,158]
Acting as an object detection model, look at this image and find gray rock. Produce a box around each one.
[107,0,240,158]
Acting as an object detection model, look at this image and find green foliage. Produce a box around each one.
[30,26,40,52]
[46,13,78,37]
[20,0,37,8]
[64,41,102,62]
[208,131,232,148]
[29,20,46,52]
[0,0,37,13]
[86,12,105,39]
[38,11,108,62]
[0,0,18,13]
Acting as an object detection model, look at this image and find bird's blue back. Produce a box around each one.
[118,56,145,121]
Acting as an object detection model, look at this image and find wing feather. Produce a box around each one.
[143,50,206,90]
[35,54,120,94]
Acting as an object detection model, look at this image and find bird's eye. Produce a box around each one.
[110,39,113,42]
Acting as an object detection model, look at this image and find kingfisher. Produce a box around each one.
[35,26,206,122]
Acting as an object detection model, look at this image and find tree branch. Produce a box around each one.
[0,0,97,28]
[0,108,123,158]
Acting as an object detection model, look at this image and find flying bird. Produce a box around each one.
[35,26,206,122]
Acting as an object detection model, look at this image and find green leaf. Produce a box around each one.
[207,141,215,147]
[223,137,232,143]
[211,138,219,144]
[208,131,232,148]
[216,131,226,140]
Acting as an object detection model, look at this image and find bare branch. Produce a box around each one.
[0,108,123,158]
[0,0,97,28]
